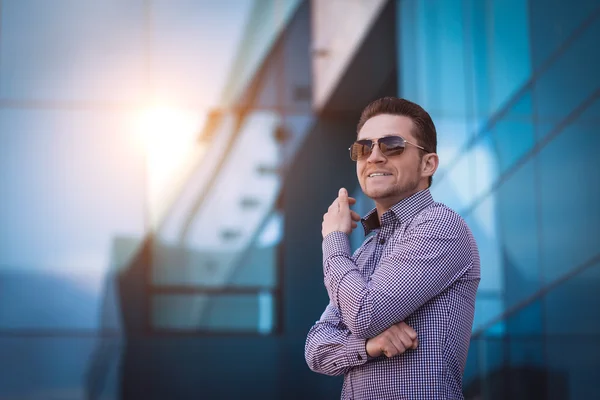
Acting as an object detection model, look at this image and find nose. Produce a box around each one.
[366,142,386,163]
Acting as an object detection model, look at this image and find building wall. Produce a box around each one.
[395,0,600,398]
[2,0,598,399]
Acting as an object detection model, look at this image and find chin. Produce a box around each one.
[365,189,395,201]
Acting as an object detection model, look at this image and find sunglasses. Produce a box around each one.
[348,135,427,161]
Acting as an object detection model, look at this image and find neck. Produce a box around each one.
[375,185,428,223]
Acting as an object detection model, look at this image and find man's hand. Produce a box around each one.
[322,188,362,238]
[365,321,418,358]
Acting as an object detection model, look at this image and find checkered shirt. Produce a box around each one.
[305,189,480,399]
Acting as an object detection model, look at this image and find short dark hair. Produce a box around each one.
[357,97,437,186]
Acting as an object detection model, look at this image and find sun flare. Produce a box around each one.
[134,104,206,227]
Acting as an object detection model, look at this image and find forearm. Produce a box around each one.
[323,256,392,338]
[322,232,388,338]
[305,323,368,376]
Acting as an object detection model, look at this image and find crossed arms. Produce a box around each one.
[305,200,474,376]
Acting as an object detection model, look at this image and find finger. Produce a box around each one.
[398,321,418,340]
[389,339,406,356]
[411,338,419,349]
[380,341,396,358]
[381,347,389,358]
[338,188,349,209]
[350,210,361,221]
[348,196,357,205]
[396,331,414,350]
[351,222,357,229]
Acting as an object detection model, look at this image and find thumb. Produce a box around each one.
[338,188,348,203]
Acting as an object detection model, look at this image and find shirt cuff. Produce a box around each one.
[322,231,352,268]
[345,334,368,366]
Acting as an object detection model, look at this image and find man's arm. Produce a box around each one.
[305,303,368,376]
[305,303,419,376]
[323,211,477,339]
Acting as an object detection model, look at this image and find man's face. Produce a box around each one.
[356,114,428,211]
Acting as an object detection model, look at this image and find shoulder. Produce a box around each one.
[408,202,470,238]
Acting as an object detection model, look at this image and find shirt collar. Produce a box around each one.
[360,189,434,235]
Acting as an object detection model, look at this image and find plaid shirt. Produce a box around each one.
[305,189,480,399]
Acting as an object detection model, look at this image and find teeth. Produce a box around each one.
[369,173,390,177]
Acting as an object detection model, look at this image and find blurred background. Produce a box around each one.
[0,0,599,399]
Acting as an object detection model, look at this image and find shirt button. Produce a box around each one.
[379,238,385,245]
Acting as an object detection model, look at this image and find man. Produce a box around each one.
[305,97,480,399]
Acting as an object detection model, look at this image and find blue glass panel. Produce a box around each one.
[151,242,277,288]
[472,297,505,334]
[471,132,500,200]
[153,293,275,333]
[0,110,145,329]
[529,0,600,69]
[544,262,600,335]
[433,115,471,171]
[466,0,493,125]
[506,300,543,336]
[491,92,536,173]
[545,336,600,399]
[466,196,503,294]
[538,99,600,283]
[434,1,467,118]
[431,151,475,213]
[0,337,121,399]
[488,0,532,111]
[534,17,600,139]
[476,339,508,397]
[229,244,278,288]
[496,160,540,307]
[397,0,420,101]
[508,338,544,367]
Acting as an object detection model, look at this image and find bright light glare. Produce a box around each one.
[134,105,205,226]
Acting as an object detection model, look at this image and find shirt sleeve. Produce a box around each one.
[305,302,369,376]
[322,212,476,339]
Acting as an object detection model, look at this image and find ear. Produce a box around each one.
[422,153,439,178]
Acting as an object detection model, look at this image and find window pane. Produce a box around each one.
[544,262,600,335]
[152,293,276,333]
[539,99,600,283]
[0,110,145,330]
[496,160,540,307]
[491,92,536,173]
[534,17,600,139]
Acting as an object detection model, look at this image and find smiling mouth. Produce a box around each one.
[368,173,392,178]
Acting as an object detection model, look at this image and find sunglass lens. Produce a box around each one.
[379,136,406,157]
[350,141,372,161]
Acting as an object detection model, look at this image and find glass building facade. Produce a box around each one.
[0,0,598,399]
[394,0,600,398]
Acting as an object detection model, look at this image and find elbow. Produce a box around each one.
[345,297,391,339]
[304,340,324,374]
[346,314,379,340]
[304,344,346,377]
[348,315,392,339]
[343,295,380,339]
[349,324,377,340]
[305,354,338,376]
[304,348,319,373]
